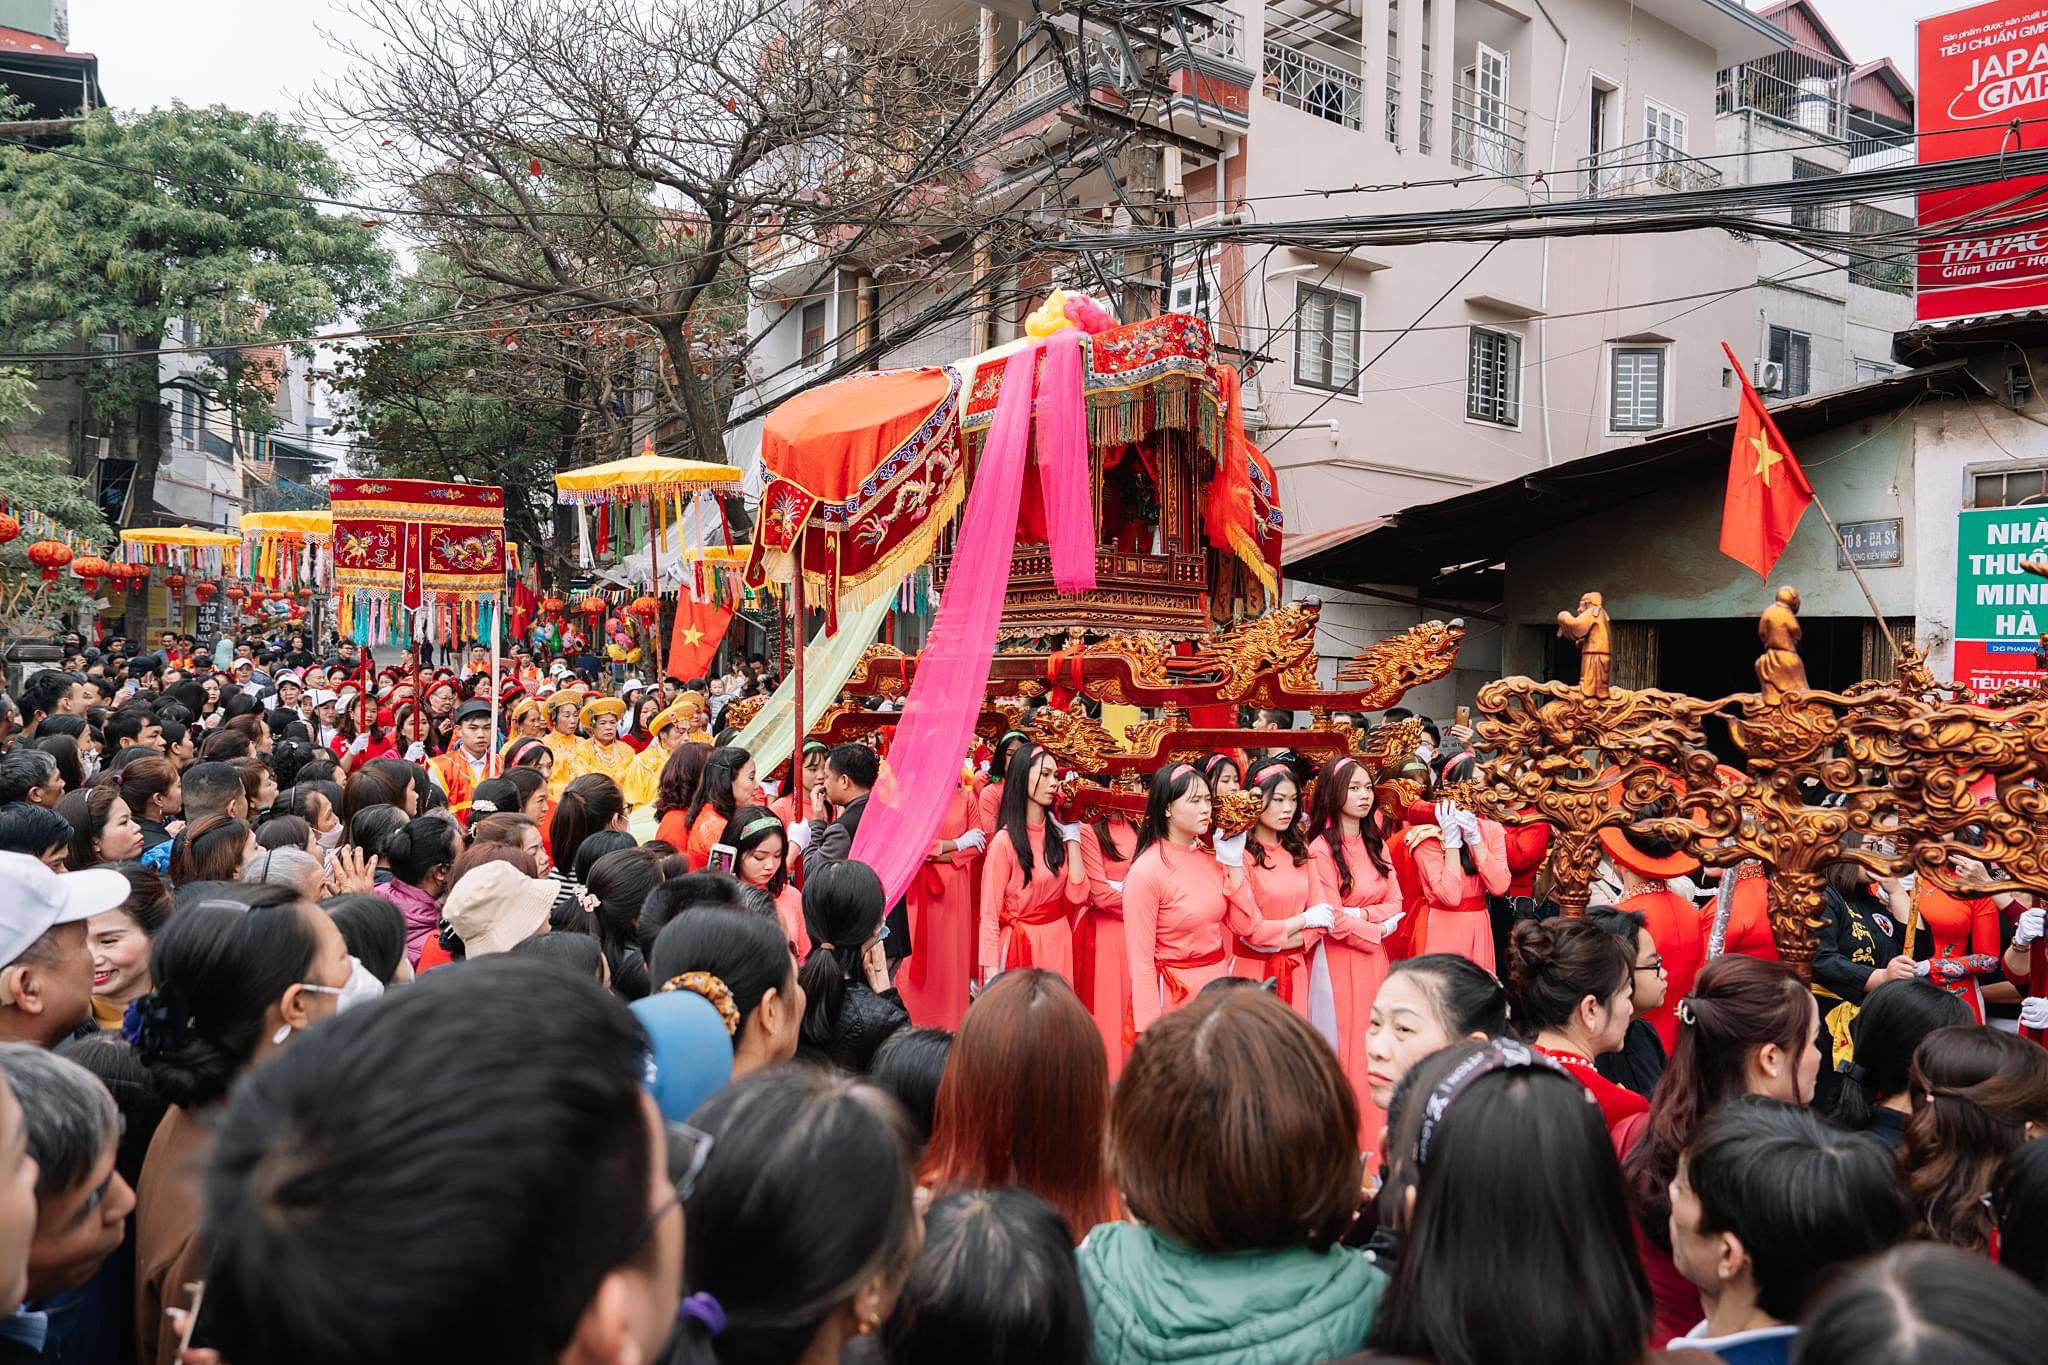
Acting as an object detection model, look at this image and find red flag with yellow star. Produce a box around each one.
[1718,341,1812,577]
[666,592,734,683]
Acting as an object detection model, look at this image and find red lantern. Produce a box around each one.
[193,581,218,602]
[296,587,313,601]
[577,596,607,618]
[69,554,108,592]
[0,514,18,546]
[223,584,246,602]
[539,595,565,615]
[164,573,188,592]
[628,594,660,621]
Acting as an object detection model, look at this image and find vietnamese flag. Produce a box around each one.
[666,591,734,682]
[1718,341,1813,577]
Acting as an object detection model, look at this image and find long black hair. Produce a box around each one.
[1131,761,1210,859]
[798,860,887,1056]
[550,773,625,878]
[1834,979,1972,1133]
[584,847,663,999]
[673,1067,921,1365]
[1245,760,1309,869]
[1301,755,1389,894]
[988,730,1027,784]
[996,742,1064,880]
[320,893,407,985]
[1368,1042,1651,1365]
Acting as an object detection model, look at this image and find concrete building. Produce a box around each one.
[1286,314,2048,716]
[732,0,1932,692]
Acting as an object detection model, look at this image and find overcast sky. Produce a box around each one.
[65,0,1969,124]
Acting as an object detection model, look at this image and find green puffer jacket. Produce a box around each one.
[1079,1222,1389,1365]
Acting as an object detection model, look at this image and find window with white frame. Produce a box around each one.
[1294,284,1361,395]
[1609,346,1667,432]
[1169,253,1224,323]
[1644,99,1686,153]
[1467,326,1520,425]
[1767,325,1811,397]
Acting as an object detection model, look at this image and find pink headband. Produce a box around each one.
[1166,763,1195,783]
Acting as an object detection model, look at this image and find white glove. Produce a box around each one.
[953,827,986,853]
[1435,801,1463,849]
[787,820,812,852]
[1456,809,1483,844]
[2022,996,2048,1031]
[1338,903,1365,920]
[2016,907,2046,947]
[346,733,370,756]
[403,741,428,762]
[1052,818,1082,844]
[1213,831,1248,867]
[1303,904,1336,930]
[1380,909,1406,937]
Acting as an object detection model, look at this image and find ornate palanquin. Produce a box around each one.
[947,313,1236,640]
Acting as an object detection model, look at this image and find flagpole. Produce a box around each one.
[1718,341,1903,665]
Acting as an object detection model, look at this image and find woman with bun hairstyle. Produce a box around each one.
[1616,953,1818,1344]
[1075,804,1140,1071]
[977,743,1086,986]
[650,906,804,1077]
[720,804,808,957]
[1364,953,1511,1113]
[1235,758,1322,1015]
[132,888,352,1365]
[1504,916,1646,1128]
[1304,755,1403,1129]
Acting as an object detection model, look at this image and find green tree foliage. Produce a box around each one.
[0,371,113,633]
[0,104,393,501]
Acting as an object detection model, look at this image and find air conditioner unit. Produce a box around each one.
[1753,360,1785,395]
[84,435,111,462]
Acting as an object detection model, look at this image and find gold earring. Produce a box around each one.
[856,1316,878,1336]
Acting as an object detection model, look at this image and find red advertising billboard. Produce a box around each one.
[1916,1,2048,323]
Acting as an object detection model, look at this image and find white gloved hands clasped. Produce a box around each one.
[1212,831,1248,868]
[2015,907,2046,948]
[1302,903,1336,930]
[2022,996,2048,1031]
[1434,800,1463,848]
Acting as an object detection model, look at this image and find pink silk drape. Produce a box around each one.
[851,338,1093,903]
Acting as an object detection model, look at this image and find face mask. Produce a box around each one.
[81,750,101,780]
[302,956,385,1015]
[316,822,346,853]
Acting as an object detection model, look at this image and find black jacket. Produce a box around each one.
[801,981,910,1074]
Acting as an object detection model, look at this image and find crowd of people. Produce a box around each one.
[0,623,2046,1364]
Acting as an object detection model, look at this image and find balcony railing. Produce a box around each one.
[1263,39,1363,129]
[1579,137,1724,197]
[989,38,1132,123]
[1419,63,1433,154]
[1186,7,1246,65]
[1450,82,1526,174]
[1716,41,1848,137]
[1384,53,1400,142]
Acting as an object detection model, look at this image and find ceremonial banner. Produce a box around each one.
[332,478,505,644]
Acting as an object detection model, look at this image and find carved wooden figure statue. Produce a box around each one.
[1755,585,1808,702]
[1556,592,1612,697]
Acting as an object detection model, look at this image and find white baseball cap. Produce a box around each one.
[307,689,340,708]
[0,853,126,968]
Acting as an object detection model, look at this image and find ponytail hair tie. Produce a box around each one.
[1677,998,1698,1027]
[678,1292,726,1337]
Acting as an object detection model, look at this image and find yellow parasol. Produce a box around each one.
[120,526,242,549]
[240,509,332,539]
[554,445,742,507]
